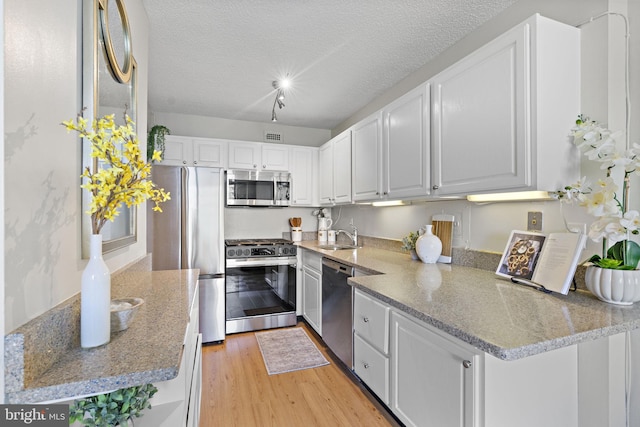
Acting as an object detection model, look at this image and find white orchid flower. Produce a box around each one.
[620,210,640,232]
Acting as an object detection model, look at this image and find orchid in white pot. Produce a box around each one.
[555,115,640,303]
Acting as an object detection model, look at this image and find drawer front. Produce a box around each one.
[354,333,390,405]
[303,249,323,272]
[354,289,389,354]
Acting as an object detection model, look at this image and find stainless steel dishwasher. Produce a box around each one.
[322,257,355,369]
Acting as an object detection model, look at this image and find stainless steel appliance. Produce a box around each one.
[225,239,297,334]
[150,166,225,343]
[322,257,354,368]
[225,169,291,207]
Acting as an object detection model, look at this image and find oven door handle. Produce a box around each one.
[226,257,297,268]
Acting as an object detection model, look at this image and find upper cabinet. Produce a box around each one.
[290,146,318,206]
[228,141,289,171]
[383,83,431,200]
[430,14,580,196]
[319,130,352,205]
[351,83,430,203]
[161,136,226,168]
[352,112,383,201]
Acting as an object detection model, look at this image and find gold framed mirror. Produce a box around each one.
[82,0,137,256]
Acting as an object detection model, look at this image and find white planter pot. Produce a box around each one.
[81,234,111,348]
[584,265,640,305]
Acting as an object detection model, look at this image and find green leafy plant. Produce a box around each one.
[401,230,420,251]
[69,383,158,426]
[147,124,171,162]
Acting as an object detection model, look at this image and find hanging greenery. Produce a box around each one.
[147,125,171,162]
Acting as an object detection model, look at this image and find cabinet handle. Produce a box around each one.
[432,185,439,190]
[182,160,187,164]
[363,316,369,323]
[462,360,472,369]
[263,164,266,168]
[194,161,198,165]
[363,362,370,369]
[254,164,258,168]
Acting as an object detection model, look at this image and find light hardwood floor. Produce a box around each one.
[199,322,400,427]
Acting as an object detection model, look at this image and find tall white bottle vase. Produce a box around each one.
[81,234,111,348]
[415,225,442,264]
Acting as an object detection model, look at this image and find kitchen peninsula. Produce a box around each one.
[299,241,640,427]
[4,267,201,427]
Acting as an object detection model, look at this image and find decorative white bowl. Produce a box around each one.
[584,266,640,305]
[110,297,144,331]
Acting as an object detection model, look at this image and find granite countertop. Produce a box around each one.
[298,241,640,361]
[5,269,199,403]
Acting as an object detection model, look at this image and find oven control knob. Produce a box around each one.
[282,248,289,255]
[227,249,234,257]
[243,249,250,256]
[290,247,297,255]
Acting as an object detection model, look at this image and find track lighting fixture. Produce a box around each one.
[271,77,290,122]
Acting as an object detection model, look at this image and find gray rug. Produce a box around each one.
[255,327,330,375]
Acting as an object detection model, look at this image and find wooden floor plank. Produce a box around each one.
[198,322,399,427]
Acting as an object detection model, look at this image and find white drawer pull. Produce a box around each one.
[363,362,370,369]
[463,360,472,369]
[363,317,369,323]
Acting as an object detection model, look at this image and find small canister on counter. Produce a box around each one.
[291,227,302,242]
[318,229,328,243]
[327,230,336,243]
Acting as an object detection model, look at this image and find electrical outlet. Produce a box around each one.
[528,211,542,231]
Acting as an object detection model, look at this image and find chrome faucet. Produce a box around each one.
[336,224,358,246]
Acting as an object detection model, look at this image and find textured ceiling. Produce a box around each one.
[142,0,518,130]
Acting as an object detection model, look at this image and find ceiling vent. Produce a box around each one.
[264,131,283,143]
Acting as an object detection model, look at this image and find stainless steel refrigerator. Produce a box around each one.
[150,166,225,343]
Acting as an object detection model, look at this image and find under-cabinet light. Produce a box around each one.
[372,200,406,207]
[466,191,553,203]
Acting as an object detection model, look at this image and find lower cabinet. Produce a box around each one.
[390,311,480,427]
[301,250,323,335]
[137,288,202,427]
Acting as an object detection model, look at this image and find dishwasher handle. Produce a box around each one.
[322,258,355,277]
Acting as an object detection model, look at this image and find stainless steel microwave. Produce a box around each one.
[225,170,291,207]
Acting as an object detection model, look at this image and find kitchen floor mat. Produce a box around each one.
[255,327,329,375]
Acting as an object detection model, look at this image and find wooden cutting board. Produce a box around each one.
[432,214,454,263]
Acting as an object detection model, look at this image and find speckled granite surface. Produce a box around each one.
[5,269,198,403]
[298,241,640,361]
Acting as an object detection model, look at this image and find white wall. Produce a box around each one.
[4,0,149,333]
[150,111,330,147]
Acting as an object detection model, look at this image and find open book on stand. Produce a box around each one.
[496,230,587,295]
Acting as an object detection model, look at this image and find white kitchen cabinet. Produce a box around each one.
[228,141,289,171]
[137,286,202,427]
[353,289,390,404]
[319,130,352,205]
[431,14,580,196]
[289,146,318,206]
[390,310,480,427]
[383,83,431,200]
[352,112,383,201]
[301,250,323,335]
[161,135,226,168]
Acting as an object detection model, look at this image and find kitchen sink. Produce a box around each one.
[316,244,361,250]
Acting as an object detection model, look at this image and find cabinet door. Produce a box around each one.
[193,138,226,168]
[162,135,192,166]
[318,141,334,205]
[302,266,322,335]
[431,22,528,196]
[290,146,316,206]
[262,144,289,171]
[332,131,352,204]
[352,113,383,201]
[390,311,479,427]
[383,84,430,199]
[228,141,260,169]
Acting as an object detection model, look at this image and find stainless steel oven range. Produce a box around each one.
[225,238,297,334]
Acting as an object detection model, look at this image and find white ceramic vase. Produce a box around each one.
[81,234,111,348]
[584,265,640,305]
[415,225,442,264]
